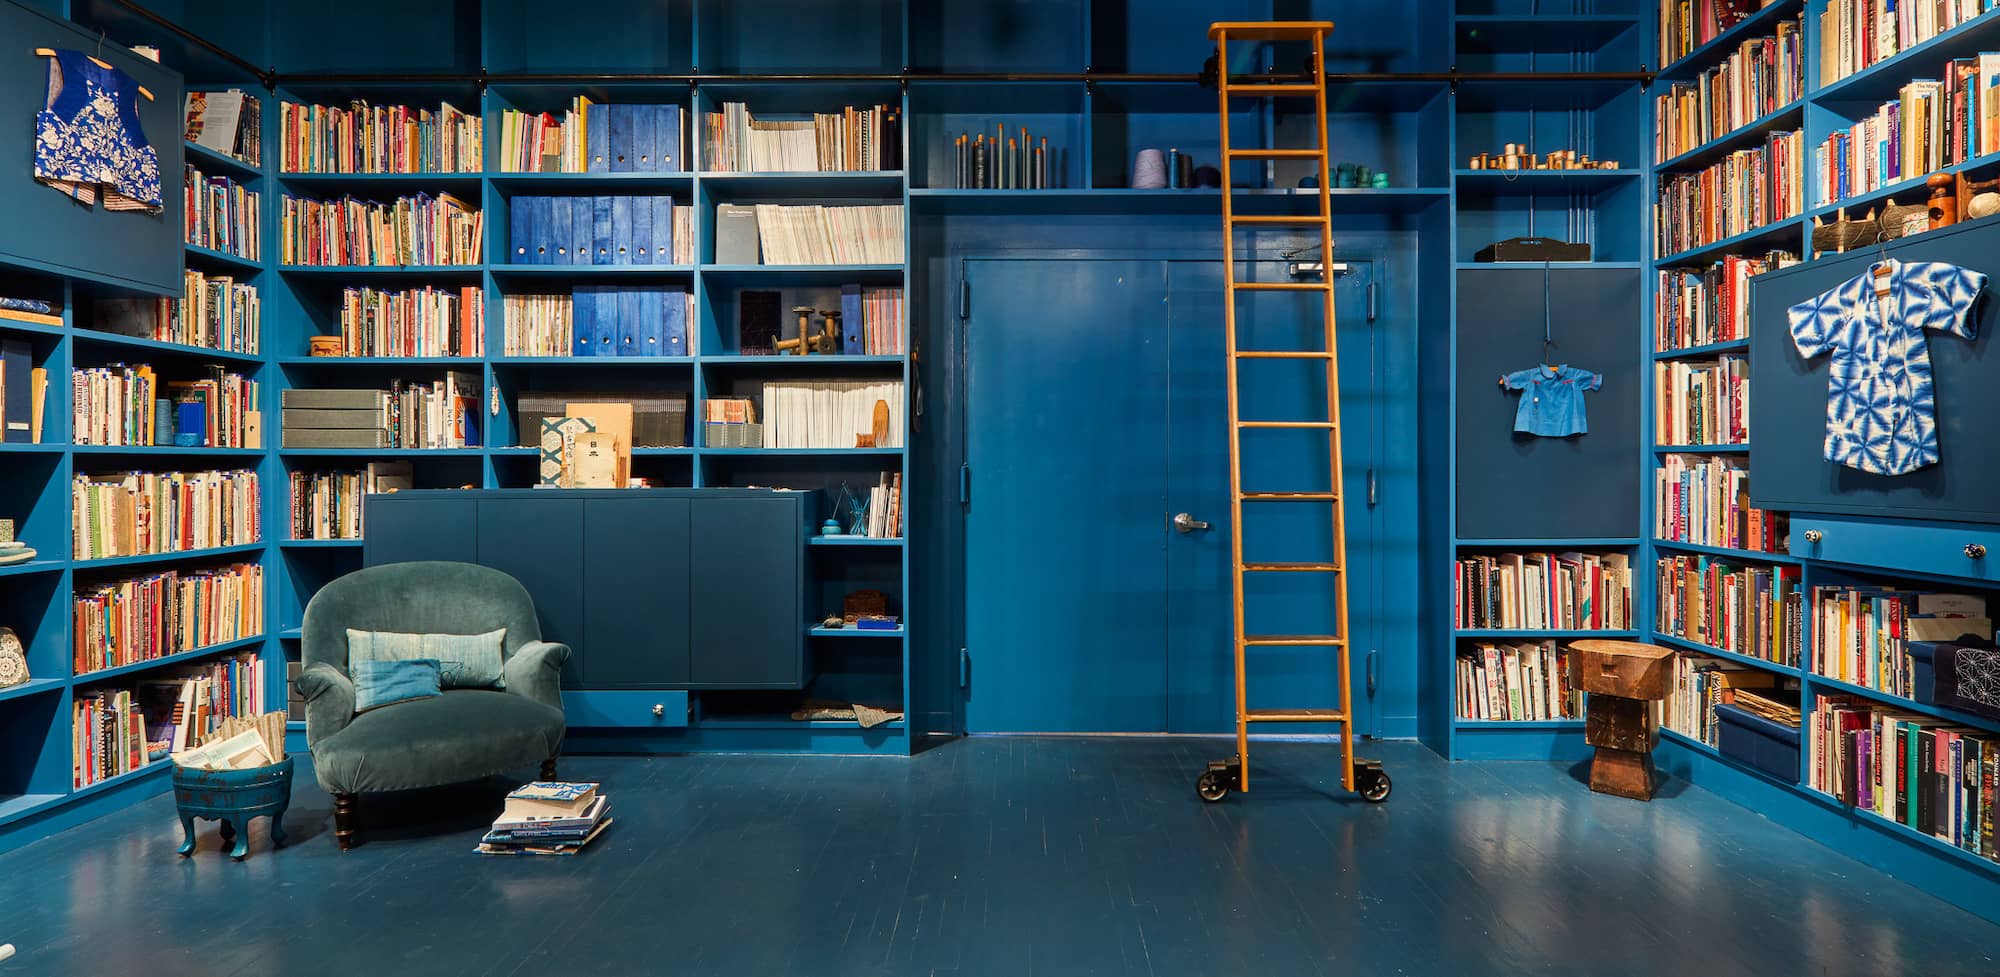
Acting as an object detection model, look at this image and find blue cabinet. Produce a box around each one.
[363,490,810,714]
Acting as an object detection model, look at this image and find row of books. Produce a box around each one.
[71,365,258,449]
[182,89,261,166]
[1658,1,1764,66]
[760,380,906,449]
[1655,356,1749,446]
[741,204,904,265]
[289,463,412,541]
[337,285,485,358]
[1814,61,2000,207]
[184,167,259,261]
[860,472,904,539]
[703,396,759,447]
[1818,0,1993,86]
[1655,18,1805,162]
[279,193,484,267]
[91,270,260,355]
[72,563,264,674]
[1810,587,1991,696]
[73,652,266,789]
[1656,252,1797,352]
[1809,695,1999,863]
[503,287,692,358]
[1454,641,1580,722]
[848,286,905,355]
[1654,453,1789,552]
[1655,130,1804,256]
[507,196,692,265]
[1453,552,1634,632]
[278,376,482,450]
[498,100,685,174]
[1665,652,1794,747]
[702,102,900,173]
[279,99,482,174]
[71,470,260,561]
[1656,554,1804,665]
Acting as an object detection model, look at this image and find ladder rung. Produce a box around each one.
[1228,214,1325,226]
[1227,148,1323,159]
[1240,492,1339,501]
[1244,635,1346,647]
[1246,708,1346,722]
[1241,562,1342,573]
[1231,281,1331,291]
[1223,84,1320,96]
[1234,350,1332,359]
[1237,421,1335,429]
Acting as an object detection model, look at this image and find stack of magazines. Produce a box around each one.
[476,781,611,855]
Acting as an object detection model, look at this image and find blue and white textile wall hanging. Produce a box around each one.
[32,48,161,213]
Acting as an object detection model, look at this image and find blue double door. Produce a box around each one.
[964,257,1391,734]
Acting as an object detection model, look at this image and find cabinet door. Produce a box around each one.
[476,497,586,686]
[583,497,692,687]
[689,496,802,687]
[363,494,477,567]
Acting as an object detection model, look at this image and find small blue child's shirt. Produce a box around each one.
[1787,258,1985,476]
[1500,365,1602,437]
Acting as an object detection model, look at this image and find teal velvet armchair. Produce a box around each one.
[294,561,569,850]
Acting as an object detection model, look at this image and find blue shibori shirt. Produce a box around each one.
[1787,259,1986,476]
[1500,365,1602,437]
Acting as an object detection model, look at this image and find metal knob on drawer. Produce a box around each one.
[1968,544,1989,560]
[1803,529,1823,544]
[652,703,665,717]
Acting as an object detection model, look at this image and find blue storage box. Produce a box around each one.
[1908,639,2000,721]
[1714,702,1801,784]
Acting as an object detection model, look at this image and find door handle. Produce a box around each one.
[1172,512,1210,534]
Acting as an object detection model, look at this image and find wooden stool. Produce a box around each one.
[1571,639,1673,801]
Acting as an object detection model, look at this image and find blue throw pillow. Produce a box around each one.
[347,627,507,690]
[351,658,443,712]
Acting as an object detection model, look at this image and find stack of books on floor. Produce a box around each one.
[477,781,611,855]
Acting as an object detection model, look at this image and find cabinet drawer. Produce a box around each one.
[1789,514,2000,583]
[562,691,690,728]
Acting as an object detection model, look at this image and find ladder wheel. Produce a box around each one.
[1356,766,1391,804]
[1197,769,1231,802]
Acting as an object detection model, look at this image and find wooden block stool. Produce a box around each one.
[1571,639,1674,801]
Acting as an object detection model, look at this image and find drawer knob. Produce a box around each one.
[1968,544,1989,560]
[652,703,665,717]
[1803,529,1823,544]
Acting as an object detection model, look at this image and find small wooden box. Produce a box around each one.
[1572,639,1673,700]
[1584,695,1659,752]
[1589,746,1657,800]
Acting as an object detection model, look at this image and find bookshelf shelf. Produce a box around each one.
[697,171,904,196]
[65,761,171,803]
[489,356,696,366]
[1454,537,1640,547]
[701,354,903,367]
[907,187,1451,216]
[0,444,66,454]
[1811,8,2000,103]
[277,171,484,189]
[699,264,905,287]
[809,626,905,638]
[1657,727,1805,790]
[70,543,266,571]
[1653,339,1750,360]
[0,678,64,705]
[183,244,264,275]
[1654,101,1805,173]
[1656,217,1808,266]
[1453,169,1643,193]
[809,536,903,547]
[1451,718,1584,730]
[489,265,695,279]
[1652,443,1750,453]
[279,628,302,641]
[72,635,267,685]
[1647,633,1800,677]
[1452,261,1642,271]
[1651,539,1801,564]
[68,445,265,459]
[279,448,486,457]
[279,539,363,549]
[277,265,484,277]
[1793,775,2000,875]
[1656,0,1806,81]
[277,356,479,366]
[703,447,905,457]
[1806,673,2000,734]
[0,794,66,830]
[1452,629,1639,639]
[488,172,691,191]
[0,316,64,338]
[183,141,261,181]
[0,560,66,578]
[70,330,263,365]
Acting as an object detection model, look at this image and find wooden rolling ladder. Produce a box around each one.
[1195,20,1389,805]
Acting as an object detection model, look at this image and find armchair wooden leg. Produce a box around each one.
[333,793,359,851]
[540,757,558,781]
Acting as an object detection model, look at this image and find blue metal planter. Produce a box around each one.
[173,757,294,860]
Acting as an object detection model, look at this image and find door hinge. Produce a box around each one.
[1367,649,1379,695]
[960,648,971,689]
[1366,281,1378,322]
[959,463,971,505]
[958,278,971,320]
[1366,468,1378,507]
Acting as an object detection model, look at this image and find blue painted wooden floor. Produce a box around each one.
[0,738,1996,976]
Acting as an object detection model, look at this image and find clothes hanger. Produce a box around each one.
[34,37,154,101]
